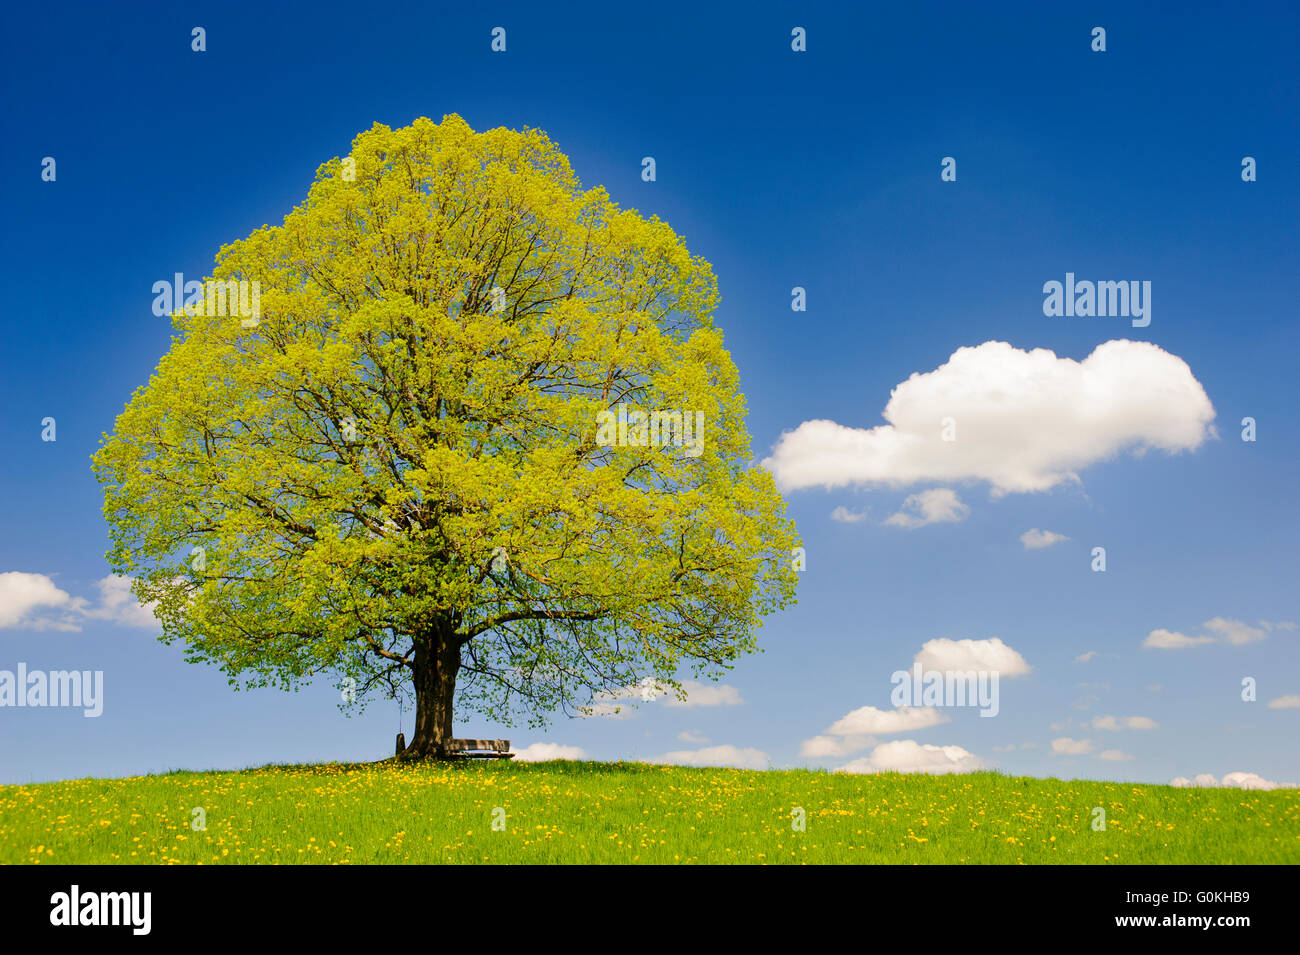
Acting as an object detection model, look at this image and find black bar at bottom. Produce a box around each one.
[0,864,1283,940]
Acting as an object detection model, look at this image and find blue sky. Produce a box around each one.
[1,1,1297,786]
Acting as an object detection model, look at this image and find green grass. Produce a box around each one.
[2,760,1296,864]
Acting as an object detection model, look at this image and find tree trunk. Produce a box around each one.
[402,627,460,760]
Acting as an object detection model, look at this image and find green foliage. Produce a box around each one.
[93,115,798,726]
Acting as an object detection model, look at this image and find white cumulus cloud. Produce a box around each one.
[826,705,948,737]
[1266,695,1300,710]
[914,637,1031,677]
[836,740,984,775]
[0,572,159,632]
[762,340,1215,496]
[802,704,947,759]
[0,572,76,630]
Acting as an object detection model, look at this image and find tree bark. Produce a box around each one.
[402,626,460,759]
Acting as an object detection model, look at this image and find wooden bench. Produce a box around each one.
[447,739,514,759]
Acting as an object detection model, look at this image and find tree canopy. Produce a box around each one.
[93,114,799,756]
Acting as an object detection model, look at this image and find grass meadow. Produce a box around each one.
[2,760,1296,864]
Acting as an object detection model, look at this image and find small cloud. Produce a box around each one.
[1051,737,1095,755]
[1171,772,1289,791]
[1203,617,1267,646]
[676,729,709,744]
[1091,715,1159,731]
[1145,617,1292,650]
[663,681,743,708]
[835,739,984,775]
[1074,650,1097,663]
[826,705,947,737]
[1266,695,1300,710]
[1143,628,1214,650]
[578,684,644,718]
[885,488,969,529]
[654,745,769,770]
[1098,749,1135,762]
[581,679,742,716]
[800,734,875,758]
[81,575,162,629]
[830,505,869,524]
[1171,773,1222,788]
[1021,528,1069,550]
[914,636,1031,677]
[513,742,586,762]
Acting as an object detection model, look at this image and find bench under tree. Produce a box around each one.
[395,734,513,759]
[448,738,514,759]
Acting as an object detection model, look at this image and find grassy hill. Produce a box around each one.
[2,760,1296,864]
